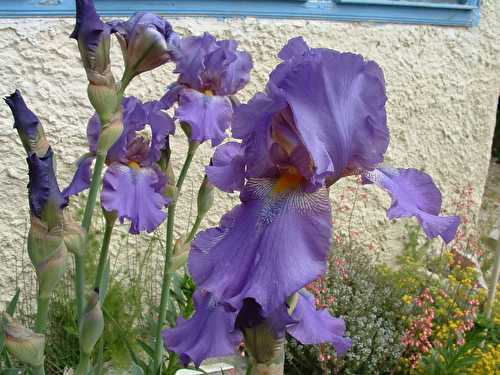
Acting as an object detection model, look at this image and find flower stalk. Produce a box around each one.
[152,141,198,372]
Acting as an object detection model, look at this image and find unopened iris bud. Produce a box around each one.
[71,0,113,87]
[110,13,179,81]
[96,109,123,156]
[2,313,45,367]
[164,161,177,200]
[170,236,190,272]
[87,83,119,125]
[180,121,201,152]
[79,290,104,355]
[27,148,66,229]
[28,216,68,299]
[4,90,49,157]
[197,175,214,218]
[63,212,87,256]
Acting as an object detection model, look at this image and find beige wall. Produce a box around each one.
[0,1,498,301]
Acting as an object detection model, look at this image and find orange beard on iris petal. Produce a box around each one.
[273,169,305,193]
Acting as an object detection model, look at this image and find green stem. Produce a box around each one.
[485,235,500,319]
[152,143,198,373]
[94,217,115,292]
[34,296,49,333]
[75,352,91,375]
[76,153,106,321]
[32,365,45,375]
[186,214,203,243]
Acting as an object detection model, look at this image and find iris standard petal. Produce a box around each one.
[173,32,219,91]
[62,155,94,198]
[287,291,352,356]
[143,100,175,163]
[277,36,310,61]
[100,163,169,234]
[269,46,389,184]
[27,148,66,218]
[87,96,149,162]
[189,178,332,314]
[206,142,246,193]
[175,88,232,146]
[162,290,242,367]
[109,12,178,75]
[364,167,460,243]
[202,39,253,96]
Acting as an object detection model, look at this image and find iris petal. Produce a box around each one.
[364,167,460,243]
[175,88,232,146]
[162,290,242,367]
[288,291,352,356]
[206,142,246,193]
[100,163,169,234]
[189,178,332,314]
[62,155,94,198]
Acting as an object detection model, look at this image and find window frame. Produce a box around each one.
[0,0,480,27]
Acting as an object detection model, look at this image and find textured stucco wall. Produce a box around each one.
[0,1,498,301]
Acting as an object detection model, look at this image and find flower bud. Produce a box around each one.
[28,216,68,299]
[96,109,123,156]
[2,313,45,367]
[197,175,214,219]
[71,0,114,87]
[170,236,191,272]
[79,290,104,355]
[63,212,87,256]
[163,161,177,200]
[4,90,49,157]
[110,13,178,79]
[87,83,119,125]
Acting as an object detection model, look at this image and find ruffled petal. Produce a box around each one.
[202,39,252,95]
[277,36,310,61]
[206,142,246,193]
[87,96,149,163]
[62,155,95,198]
[175,88,232,146]
[143,100,175,163]
[172,32,219,90]
[287,291,352,356]
[162,290,242,367]
[364,167,460,243]
[100,163,169,234]
[269,46,389,185]
[189,178,332,315]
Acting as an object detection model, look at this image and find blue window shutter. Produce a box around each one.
[0,0,480,27]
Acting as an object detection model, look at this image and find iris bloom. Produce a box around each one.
[64,96,174,233]
[109,12,179,79]
[161,32,252,146]
[163,38,459,365]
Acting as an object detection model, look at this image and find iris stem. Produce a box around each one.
[94,215,116,294]
[75,353,91,375]
[186,214,203,243]
[152,142,198,373]
[34,296,49,333]
[32,365,45,375]
[76,153,106,322]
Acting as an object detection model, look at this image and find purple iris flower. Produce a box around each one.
[70,0,112,85]
[64,96,174,234]
[161,32,252,146]
[109,13,179,78]
[163,289,351,367]
[164,37,460,366]
[4,90,49,157]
